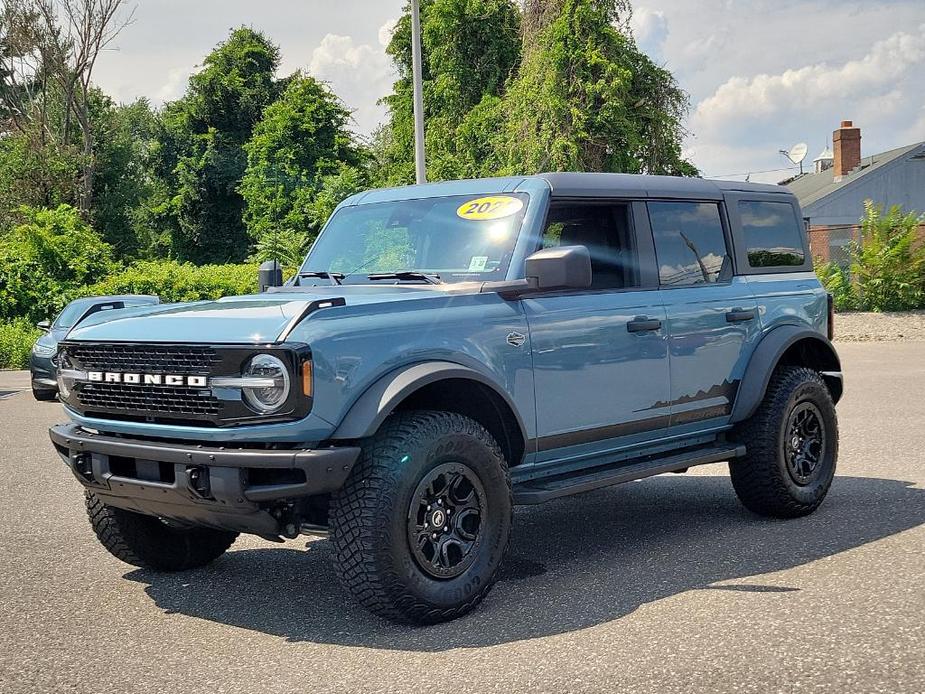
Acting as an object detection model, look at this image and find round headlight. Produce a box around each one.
[242,354,291,413]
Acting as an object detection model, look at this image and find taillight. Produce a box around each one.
[827,293,835,341]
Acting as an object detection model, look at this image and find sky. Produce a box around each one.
[92,0,925,184]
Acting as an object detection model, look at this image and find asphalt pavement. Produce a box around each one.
[0,342,922,693]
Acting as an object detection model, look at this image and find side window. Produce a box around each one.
[541,203,637,290]
[648,202,729,286]
[739,200,806,268]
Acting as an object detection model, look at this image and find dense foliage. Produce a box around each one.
[816,202,925,312]
[240,74,364,252]
[0,318,40,370]
[373,0,695,183]
[150,28,284,264]
[0,205,116,323]
[2,2,699,273]
[87,260,258,303]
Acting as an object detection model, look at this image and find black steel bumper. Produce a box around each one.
[49,423,360,536]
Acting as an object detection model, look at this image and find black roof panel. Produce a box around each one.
[535,172,790,199]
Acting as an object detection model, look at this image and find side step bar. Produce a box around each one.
[513,444,746,505]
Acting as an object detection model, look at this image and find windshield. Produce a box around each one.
[301,193,529,283]
[53,301,91,329]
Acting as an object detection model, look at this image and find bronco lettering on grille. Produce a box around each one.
[84,371,208,388]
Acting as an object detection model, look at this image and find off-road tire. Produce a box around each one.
[85,492,238,571]
[330,411,512,624]
[730,366,838,518]
[32,387,57,401]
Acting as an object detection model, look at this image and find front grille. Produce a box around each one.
[67,344,220,374]
[77,383,221,418]
[59,341,310,427]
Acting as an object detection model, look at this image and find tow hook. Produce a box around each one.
[72,451,94,483]
[185,466,213,500]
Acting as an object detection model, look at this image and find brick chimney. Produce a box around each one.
[833,120,861,181]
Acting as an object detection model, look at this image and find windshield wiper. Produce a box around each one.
[367,271,443,285]
[297,271,344,286]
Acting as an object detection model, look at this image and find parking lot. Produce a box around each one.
[0,341,923,694]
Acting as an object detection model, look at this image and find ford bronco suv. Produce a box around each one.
[49,173,842,624]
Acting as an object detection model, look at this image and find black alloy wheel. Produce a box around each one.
[407,462,486,579]
[785,402,826,486]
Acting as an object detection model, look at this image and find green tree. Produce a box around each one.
[240,74,363,248]
[88,96,158,257]
[375,0,522,184]
[503,0,695,175]
[0,130,80,230]
[0,204,115,322]
[156,28,283,264]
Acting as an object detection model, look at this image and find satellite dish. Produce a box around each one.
[787,143,808,165]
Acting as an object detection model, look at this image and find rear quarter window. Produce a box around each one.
[739,201,806,268]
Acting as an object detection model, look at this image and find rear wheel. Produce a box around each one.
[85,492,237,571]
[330,411,512,624]
[729,366,838,518]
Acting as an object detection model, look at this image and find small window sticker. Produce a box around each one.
[456,195,524,221]
[467,256,489,272]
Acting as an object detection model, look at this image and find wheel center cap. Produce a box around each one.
[431,509,446,528]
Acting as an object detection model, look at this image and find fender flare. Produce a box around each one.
[331,361,529,444]
[730,325,842,423]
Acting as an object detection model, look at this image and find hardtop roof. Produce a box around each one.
[343,172,792,207]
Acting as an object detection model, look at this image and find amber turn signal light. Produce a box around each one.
[301,359,313,398]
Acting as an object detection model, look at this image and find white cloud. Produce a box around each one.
[694,25,925,134]
[378,18,398,49]
[154,66,193,104]
[630,7,669,59]
[308,30,396,134]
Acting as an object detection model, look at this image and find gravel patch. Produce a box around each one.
[834,310,925,342]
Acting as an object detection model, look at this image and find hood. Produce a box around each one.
[64,285,458,344]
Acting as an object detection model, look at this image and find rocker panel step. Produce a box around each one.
[513,444,746,505]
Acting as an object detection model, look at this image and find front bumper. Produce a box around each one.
[49,423,360,536]
[30,353,57,392]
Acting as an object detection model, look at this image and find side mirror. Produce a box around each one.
[36,320,51,331]
[258,260,283,292]
[525,245,592,291]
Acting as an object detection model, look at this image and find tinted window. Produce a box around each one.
[649,202,728,286]
[739,201,805,267]
[541,203,637,289]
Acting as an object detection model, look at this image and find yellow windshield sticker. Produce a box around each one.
[456,196,524,221]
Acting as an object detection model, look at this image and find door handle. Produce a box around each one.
[627,316,662,333]
[726,308,756,323]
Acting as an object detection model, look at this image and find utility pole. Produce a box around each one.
[410,0,427,184]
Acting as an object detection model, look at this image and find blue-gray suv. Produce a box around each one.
[49,173,842,623]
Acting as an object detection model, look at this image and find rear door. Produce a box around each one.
[648,200,762,427]
[523,200,671,460]
[724,193,827,335]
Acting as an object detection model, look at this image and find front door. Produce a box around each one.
[647,200,761,426]
[523,201,670,461]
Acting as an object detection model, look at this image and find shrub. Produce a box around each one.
[0,319,42,370]
[814,202,925,312]
[0,205,116,323]
[850,202,925,312]
[86,260,258,303]
[814,259,856,311]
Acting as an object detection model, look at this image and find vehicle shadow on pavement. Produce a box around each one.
[125,474,925,651]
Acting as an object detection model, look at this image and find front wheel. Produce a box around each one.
[329,411,512,624]
[85,493,238,571]
[729,366,838,518]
